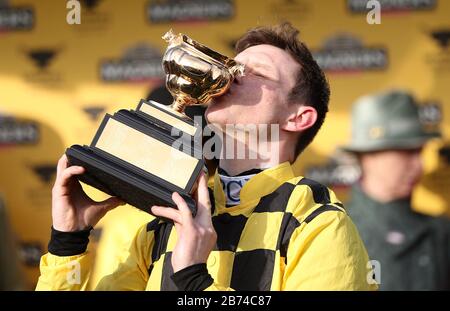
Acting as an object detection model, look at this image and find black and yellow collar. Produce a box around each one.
[209,161,296,216]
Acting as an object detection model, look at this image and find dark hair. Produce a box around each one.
[235,22,330,157]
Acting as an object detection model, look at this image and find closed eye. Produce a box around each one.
[251,71,278,82]
[248,70,267,78]
[244,65,277,81]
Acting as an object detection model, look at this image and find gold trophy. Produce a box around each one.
[66,30,244,216]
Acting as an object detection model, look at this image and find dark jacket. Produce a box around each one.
[0,197,25,290]
[347,184,450,290]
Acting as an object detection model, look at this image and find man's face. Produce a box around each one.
[360,148,424,199]
[205,44,300,126]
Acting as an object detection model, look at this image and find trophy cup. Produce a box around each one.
[66,30,244,216]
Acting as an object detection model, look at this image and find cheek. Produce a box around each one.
[205,104,230,125]
[390,167,407,185]
[261,88,287,120]
[408,159,423,184]
[410,157,423,178]
[373,158,402,184]
[389,160,418,186]
[237,78,278,100]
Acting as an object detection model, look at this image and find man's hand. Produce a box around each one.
[52,154,124,232]
[151,172,217,273]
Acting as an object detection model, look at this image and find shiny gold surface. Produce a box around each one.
[162,29,245,113]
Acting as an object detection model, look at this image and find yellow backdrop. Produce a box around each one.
[0,0,449,287]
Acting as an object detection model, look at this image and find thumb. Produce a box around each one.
[95,196,125,211]
[196,172,211,207]
[86,197,125,227]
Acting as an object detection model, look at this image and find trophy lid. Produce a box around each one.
[161,30,245,112]
[162,29,245,79]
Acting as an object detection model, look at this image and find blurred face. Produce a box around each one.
[205,44,300,126]
[360,148,423,200]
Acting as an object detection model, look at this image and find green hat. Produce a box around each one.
[342,90,437,153]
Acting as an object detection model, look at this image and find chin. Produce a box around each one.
[205,113,228,128]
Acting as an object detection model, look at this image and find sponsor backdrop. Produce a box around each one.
[0,0,449,287]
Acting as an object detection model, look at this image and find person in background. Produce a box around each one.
[0,196,25,290]
[344,90,450,290]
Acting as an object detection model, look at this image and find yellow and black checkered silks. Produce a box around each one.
[36,162,376,290]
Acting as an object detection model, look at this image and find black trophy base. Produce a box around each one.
[66,145,197,217]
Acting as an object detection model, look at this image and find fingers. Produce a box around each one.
[150,192,194,225]
[55,154,85,189]
[56,154,68,180]
[87,197,124,228]
[151,205,182,224]
[172,192,194,225]
[53,164,85,198]
[59,166,85,188]
[195,172,212,221]
[196,172,211,209]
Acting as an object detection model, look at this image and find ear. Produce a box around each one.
[281,105,318,133]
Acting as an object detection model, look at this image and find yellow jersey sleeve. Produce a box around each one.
[36,223,153,291]
[36,252,92,291]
